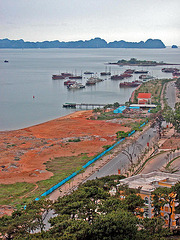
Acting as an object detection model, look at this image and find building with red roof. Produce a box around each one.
[137,93,151,104]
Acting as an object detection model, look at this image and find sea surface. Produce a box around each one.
[0,47,180,131]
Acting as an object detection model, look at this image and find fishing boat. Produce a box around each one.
[52,75,65,80]
[124,69,135,74]
[139,75,154,80]
[84,71,94,75]
[86,77,103,85]
[69,75,82,79]
[162,68,179,73]
[86,79,96,85]
[119,80,142,88]
[64,80,77,85]
[61,72,73,77]
[111,75,124,80]
[134,70,149,74]
[67,83,85,89]
[172,71,180,76]
[111,73,132,80]
[120,73,132,78]
[100,72,111,76]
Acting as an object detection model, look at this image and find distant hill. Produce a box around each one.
[0,38,166,49]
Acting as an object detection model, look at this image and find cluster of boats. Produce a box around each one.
[52,70,111,81]
[110,69,149,80]
[52,73,82,80]
[162,67,180,77]
[52,68,157,90]
[63,76,104,90]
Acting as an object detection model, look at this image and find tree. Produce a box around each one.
[152,187,176,228]
[113,102,120,108]
[54,185,109,223]
[122,141,143,166]
[116,130,129,139]
[90,210,138,240]
[163,103,180,133]
[137,217,170,240]
[123,193,144,216]
[172,103,180,133]
[173,182,180,214]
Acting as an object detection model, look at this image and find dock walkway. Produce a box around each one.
[63,103,123,109]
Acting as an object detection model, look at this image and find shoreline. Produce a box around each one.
[0,110,85,133]
[0,109,131,184]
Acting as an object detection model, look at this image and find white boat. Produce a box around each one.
[139,75,154,80]
[67,82,85,89]
[86,77,103,85]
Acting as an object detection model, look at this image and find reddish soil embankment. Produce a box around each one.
[0,111,130,184]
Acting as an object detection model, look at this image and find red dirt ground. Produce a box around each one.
[0,110,131,184]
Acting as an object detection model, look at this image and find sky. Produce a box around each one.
[0,0,180,46]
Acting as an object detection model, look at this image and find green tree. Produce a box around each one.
[152,187,176,228]
[137,217,170,240]
[123,193,144,216]
[116,130,128,139]
[90,210,138,240]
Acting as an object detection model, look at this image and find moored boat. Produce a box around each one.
[67,83,85,89]
[139,74,154,80]
[69,75,82,79]
[111,75,124,80]
[134,70,149,74]
[61,72,73,77]
[111,73,132,80]
[64,80,77,85]
[84,71,94,74]
[119,80,142,88]
[86,77,103,85]
[124,69,135,74]
[162,68,179,73]
[52,74,65,80]
[120,73,132,78]
[172,71,180,76]
[100,72,111,76]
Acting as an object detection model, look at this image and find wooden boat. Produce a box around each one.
[84,71,94,74]
[52,75,65,80]
[67,83,85,89]
[64,80,77,85]
[100,72,111,76]
[134,70,149,74]
[119,80,142,88]
[69,75,82,79]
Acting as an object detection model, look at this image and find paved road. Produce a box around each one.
[166,81,176,109]
[141,151,180,174]
[87,80,177,180]
[88,126,157,180]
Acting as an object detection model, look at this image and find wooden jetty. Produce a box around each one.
[63,103,123,109]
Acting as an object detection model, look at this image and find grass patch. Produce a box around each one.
[0,182,35,205]
[68,138,81,142]
[133,79,172,104]
[134,151,165,175]
[20,153,93,205]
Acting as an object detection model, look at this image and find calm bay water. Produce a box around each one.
[0,48,179,131]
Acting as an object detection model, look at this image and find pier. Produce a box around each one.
[63,103,123,109]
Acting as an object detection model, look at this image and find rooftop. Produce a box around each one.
[118,171,180,192]
[138,93,151,99]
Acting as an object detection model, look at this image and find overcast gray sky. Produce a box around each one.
[1,0,180,45]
